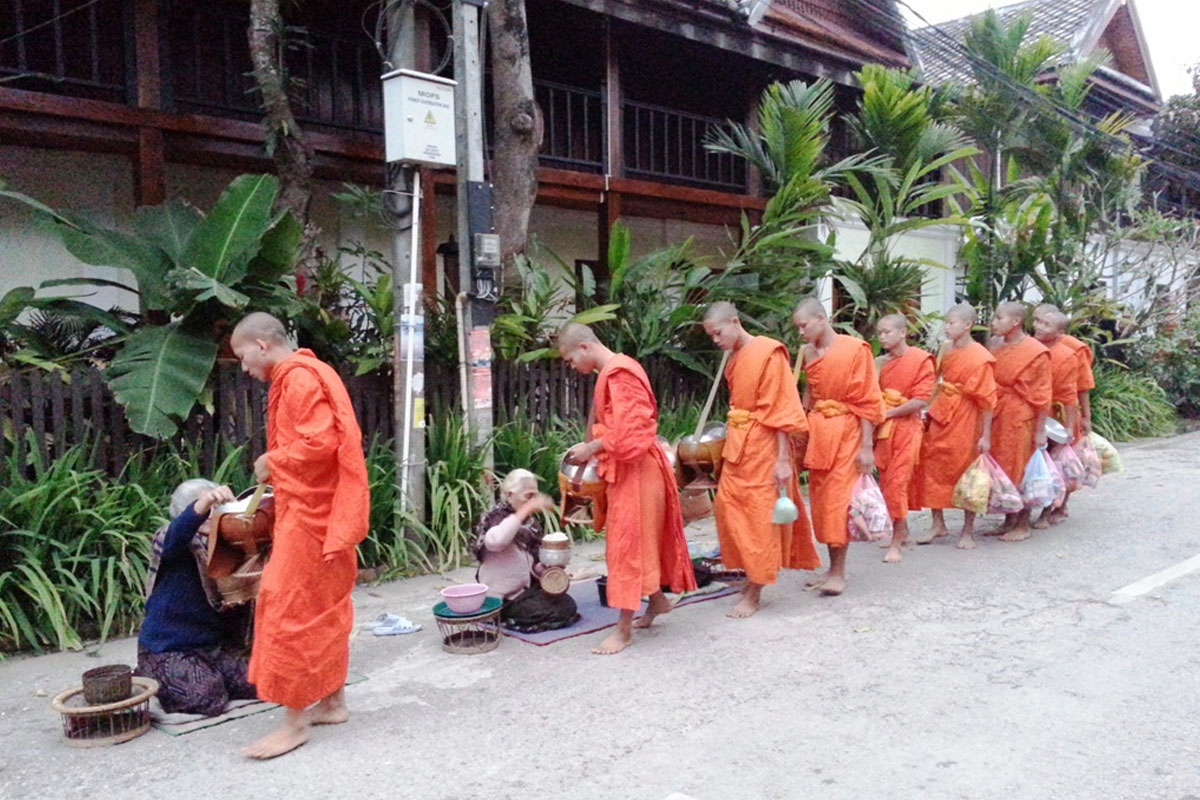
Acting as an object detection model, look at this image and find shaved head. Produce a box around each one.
[877,313,908,330]
[946,303,977,325]
[793,297,827,320]
[1033,303,1060,316]
[231,312,288,345]
[556,322,599,355]
[703,301,740,324]
[1045,309,1068,332]
[995,301,1027,324]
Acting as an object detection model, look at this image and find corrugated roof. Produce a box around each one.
[911,0,1108,87]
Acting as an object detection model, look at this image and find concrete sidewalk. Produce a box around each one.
[2,433,1199,800]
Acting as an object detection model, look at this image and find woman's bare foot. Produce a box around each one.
[591,630,632,655]
[999,525,1031,542]
[243,714,309,759]
[956,532,977,549]
[883,544,903,563]
[634,593,674,629]
[819,575,846,596]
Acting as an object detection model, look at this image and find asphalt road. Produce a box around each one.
[1,432,1198,800]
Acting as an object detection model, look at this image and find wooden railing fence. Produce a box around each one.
[1,357,708,478]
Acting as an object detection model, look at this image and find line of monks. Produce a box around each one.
[557,297,1094,653]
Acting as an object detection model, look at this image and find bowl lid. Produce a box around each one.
[1044,418,1070,444]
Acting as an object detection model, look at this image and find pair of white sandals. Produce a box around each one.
[364,613,421,636]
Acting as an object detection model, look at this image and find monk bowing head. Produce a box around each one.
[944,304,977,342]
[791,297,831,344]
[1032,303,1061,325]
[701,301,748,351]
[230,312,294,382]
[556,322,611,375]
[876,314,909,353]
[1033,309,1068,344]
[990,301,1027,338]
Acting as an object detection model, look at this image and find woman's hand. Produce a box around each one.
[194,485,236,515]
[519,493,556,518]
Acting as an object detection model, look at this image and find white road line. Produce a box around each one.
[1109,552,1200,605]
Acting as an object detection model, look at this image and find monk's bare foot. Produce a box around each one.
[242,722,309,759]
[804,572,830,591]
[819,575,846,596]
[1032,516,1051,530]
[999,525,1031,542]
[918,524,950,545]
[883,545,903,563]
[956,532,977,550]
[727,596,761,618]
[634,594,673,629]
[591,630,632,655]
[1048,508,1067,525]
[305,700,349,726]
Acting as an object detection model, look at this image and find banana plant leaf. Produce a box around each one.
[106,322,218,439]
[134,199,201,263]
[180,174,279,286]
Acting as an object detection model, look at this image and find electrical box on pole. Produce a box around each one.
[382,69,458,166]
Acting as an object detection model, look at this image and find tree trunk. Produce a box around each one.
[248,0,315,226]
[489,0,541,276]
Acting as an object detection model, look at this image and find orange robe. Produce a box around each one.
[592,354,696,611]
[804,335,885,547]
[714,336,820,584]
[1047,339,1079,435]
[1060,333,1095,439]
[250,349,370,709]
[919,342,997,509]
[990,337,1051,487]
[873,347,935,520]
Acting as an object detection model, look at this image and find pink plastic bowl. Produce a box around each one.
[440,583,488,614]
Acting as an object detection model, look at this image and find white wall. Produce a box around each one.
[0,147,384,312]
[0,147,137,310]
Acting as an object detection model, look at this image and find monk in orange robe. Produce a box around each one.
[988,302,1052,542]
[918,304,996,550]
[702,302,820,618]
[558,323,696,654]
[873,314,935,564]
[1033,308,1079,528]
[794,298,884,596]
[230,313,369,759]
[1034,304,1095,440]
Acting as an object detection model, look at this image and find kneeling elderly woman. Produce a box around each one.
[136,480,258,716]
[473,469,579,633]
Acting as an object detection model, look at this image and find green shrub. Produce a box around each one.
[1129,310,1200,417]
[1090,363,1177,442]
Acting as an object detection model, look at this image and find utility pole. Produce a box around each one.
[452,0,498,454]
[384,2,426,526]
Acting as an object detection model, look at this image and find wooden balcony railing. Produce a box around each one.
[166,1,384,132]
[623,100,747,192]
[0,0,128,102]
[535,80,604,172]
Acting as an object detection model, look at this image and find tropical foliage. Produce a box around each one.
[1,175,303,438]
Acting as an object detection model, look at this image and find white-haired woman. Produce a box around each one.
[136,479,258,716]
[472,469,579,633]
